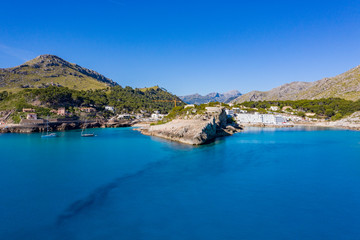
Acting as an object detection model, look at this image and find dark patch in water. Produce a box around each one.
[56,161,165,225]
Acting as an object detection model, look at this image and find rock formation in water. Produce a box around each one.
[140,107,242,145]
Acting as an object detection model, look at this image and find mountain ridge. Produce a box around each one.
[233,65,360,103]
[180,90,241,104]
[0,54,117,91]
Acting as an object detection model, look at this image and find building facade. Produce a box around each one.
[236,113,286,125]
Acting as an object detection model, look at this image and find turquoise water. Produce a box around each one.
[0,127,360,239]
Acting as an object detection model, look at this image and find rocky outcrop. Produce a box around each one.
[140,108,242,145]
[321,111,360,130]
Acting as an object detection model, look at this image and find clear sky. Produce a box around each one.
[1,0,360,95]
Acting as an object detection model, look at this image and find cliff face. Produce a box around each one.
[141,108,242,145]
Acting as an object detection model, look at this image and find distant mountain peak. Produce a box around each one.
[180,90,242,104]
[35,54,64,60]
[24,54,73,68]
[0,54,118,91]
[224,89,241,95]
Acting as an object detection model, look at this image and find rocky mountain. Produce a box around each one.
[180,90,241,104]
[233,65,360,103]
[0,54,118,91]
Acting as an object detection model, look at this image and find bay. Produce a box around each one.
[0,127,359,239]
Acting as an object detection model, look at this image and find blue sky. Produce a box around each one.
[1,0,360,95]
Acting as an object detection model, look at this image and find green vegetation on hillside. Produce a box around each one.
[240,98,360,119]
[0,86,184,118]
[0,54,117,92]
[152,102,223,125]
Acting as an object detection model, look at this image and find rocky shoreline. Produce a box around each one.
[140,107,242,145]
[0,119,134,133]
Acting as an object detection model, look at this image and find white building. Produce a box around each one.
[236,113,286,125]
[135,114,144,119]
[269,106,280,111]
[206,107,221,113]
[305,112,316,117]
[118,114,132,120]
[105,106,115,112]
[151,113,165,120]
[225,109,234,117]
[232,107,240,113]
[184,104,195,108]
[26,113,37,120]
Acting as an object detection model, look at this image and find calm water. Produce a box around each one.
[0,127,360,240]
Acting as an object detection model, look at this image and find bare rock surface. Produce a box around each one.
[328,111,360,130]
[233,65,360,103]
[140,108,242,145]
[293,111,360,130]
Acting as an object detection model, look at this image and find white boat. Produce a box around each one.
[81,119,95,137]
[41,116,57,138]
[41,133,57,138]
[81,133,95,137]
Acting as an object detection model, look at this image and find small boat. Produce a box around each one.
[41,133,57,138]
[81,119,95,137]
[81,133,95,137]
[42,116,57,138]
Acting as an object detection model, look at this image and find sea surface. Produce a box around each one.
[0,127,359,240]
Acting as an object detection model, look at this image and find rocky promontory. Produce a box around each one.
[140,107,242,145]
[304,111,360,131]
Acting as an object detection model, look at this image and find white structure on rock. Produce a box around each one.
[225,109,234,117]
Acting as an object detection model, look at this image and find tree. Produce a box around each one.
[325,109,335,117]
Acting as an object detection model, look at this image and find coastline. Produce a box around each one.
[293,122,360,131]
[0,119,135,133]
[239,122,360,131]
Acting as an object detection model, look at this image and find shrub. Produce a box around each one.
[331,113,343,121]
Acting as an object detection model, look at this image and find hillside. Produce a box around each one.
[0,85,184,113]
[233,65,360,103]
[180,90,241,104]
[0,54,117,91]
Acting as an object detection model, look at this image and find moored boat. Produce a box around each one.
[41,117,57,138]
[81,119,95,137]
